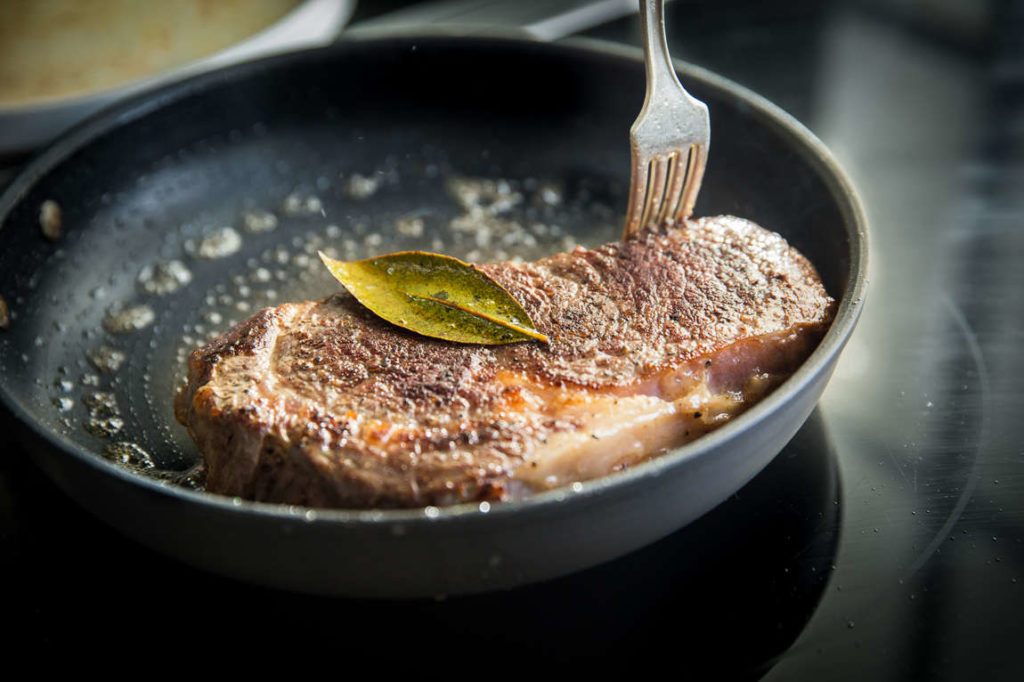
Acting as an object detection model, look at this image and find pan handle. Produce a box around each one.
[345,0,659,42]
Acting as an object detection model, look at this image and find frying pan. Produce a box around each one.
[0,34,867,597]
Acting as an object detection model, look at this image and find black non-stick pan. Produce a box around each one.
[0,34,866,597]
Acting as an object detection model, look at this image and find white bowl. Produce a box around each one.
[0,0,355,155]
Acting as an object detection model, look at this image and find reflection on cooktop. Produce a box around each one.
[777,297,990,676]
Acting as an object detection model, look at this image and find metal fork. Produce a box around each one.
[624,0,710,238]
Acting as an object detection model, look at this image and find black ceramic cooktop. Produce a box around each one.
[2,1,1022,677]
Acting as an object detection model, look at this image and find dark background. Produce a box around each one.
[2,1,1022,677]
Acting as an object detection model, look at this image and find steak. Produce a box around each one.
[175,216,835,508]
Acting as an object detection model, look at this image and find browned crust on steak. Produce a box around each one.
[175,216,835,508]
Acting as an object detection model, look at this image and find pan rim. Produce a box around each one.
[0,33,867,527]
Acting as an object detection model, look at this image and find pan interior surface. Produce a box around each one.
[0,37,862,593]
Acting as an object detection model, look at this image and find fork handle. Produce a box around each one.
[639,0,683,98]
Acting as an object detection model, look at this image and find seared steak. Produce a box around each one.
[175,216,834,508]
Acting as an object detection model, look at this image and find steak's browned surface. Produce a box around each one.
[175,216,835,508]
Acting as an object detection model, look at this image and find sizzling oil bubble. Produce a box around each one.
[103,303,155,334]
[87,344,126,373]
[241,209,278,233]
[81,391,123,437]
[137,260,192,295]
[103,441,155,469]
[186,227,242,259]
[81,391,117,414]
[39,199,62,241]
[346,173,380,199]
[395,216,426,237]
[446,176,523,215]
[85,416,124,438]
[537,182,564,206]
[173,464,207,490]
[52,396,74,412]
[281,192,323,216]
[446,177,536,254]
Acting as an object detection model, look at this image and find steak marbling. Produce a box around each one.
[175,216,835,508]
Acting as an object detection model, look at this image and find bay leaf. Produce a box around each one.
[318,250,548,345]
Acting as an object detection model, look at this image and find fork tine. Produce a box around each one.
[625,153,651,237]
[675,144,708,222]
[624,0,710,238]
[658,151,685,225]
[640,155,670,230]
